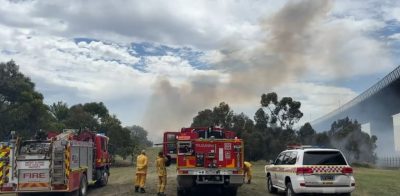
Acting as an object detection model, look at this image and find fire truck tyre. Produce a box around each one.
[340,193,351,196]
[17,194,31,196]
[95,169,109,186]
[285,182,297,196]
[267,176,277,193]
[177,188,188,196]
[165,155,172,167]
[225,187,238,196]
[79,175,88,196]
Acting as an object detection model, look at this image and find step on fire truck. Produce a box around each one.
[162,127,245,196]
[0,129,111,196]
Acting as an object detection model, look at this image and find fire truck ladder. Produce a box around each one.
[52,147,65,184]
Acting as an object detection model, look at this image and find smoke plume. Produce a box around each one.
[142,0,383,140]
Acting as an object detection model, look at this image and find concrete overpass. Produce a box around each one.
[311,65,400,156]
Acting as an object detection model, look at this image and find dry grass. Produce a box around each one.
[87,155,400,196]
[3,148,399,195]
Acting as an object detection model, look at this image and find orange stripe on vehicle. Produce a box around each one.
[19,182,49,188]
[226,159,235,168]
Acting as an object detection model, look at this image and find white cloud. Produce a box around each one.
[0,0,287,49]
[303,18,393,80]
[389,33,400,40]
[0,0,399,141]
[273,82,358,125]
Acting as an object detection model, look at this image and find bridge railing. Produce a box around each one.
[377,156,400,168]
[312,65,400,127]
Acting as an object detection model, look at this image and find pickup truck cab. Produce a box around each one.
[265,147,355,196]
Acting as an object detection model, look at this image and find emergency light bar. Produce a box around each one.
[286,145,333,150]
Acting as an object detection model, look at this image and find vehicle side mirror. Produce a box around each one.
[268,160,274,165]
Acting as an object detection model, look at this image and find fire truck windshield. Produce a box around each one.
[195,129,224,139]
[19,141,51,155]
[167,134,177,154]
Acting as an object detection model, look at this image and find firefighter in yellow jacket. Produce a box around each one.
[156,151,167,196]
[135,150,148,193]
[243,161,252,184]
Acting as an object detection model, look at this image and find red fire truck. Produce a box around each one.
[0,129,111,196]
[162,127,245,196]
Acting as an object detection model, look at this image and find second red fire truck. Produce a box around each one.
[162,127,245,196]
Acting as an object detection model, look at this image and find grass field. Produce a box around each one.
[3,147,400,195]
[85,148,400,196]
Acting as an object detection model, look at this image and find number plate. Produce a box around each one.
[320,175,334,181]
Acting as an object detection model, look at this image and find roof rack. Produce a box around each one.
[287,145,334,150]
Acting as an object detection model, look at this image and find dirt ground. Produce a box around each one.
[86,160,279,196]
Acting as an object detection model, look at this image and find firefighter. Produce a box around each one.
[156,151,167,196]
[243,161,252,184]
[135,150,148,193]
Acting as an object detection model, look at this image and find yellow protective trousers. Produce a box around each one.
[244,169,252,181]
[135,173,146,188]
[158,175,167,193]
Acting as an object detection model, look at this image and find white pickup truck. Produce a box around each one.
[265,147,355,196]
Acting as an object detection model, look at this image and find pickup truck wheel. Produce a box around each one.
[267,176,277,193]
[79,175,88,196]
[286,182,297,196]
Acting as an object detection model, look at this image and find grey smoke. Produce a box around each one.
[143,0,334,139]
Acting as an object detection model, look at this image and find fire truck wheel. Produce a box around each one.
[165,155,172,167]
[267,176,277,193]
[96,169,109,186]
[79,175,88,196]
[225,187,237,196]
[177,188,188,196]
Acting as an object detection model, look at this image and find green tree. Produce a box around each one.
[191,109,214,127]
[254,108,268,130]
[298,122,316,145]
[313,132,331,147]
[260,92,303,129]
[48,101,69,130]
[0,60,52,138]
[49,102,69,122]
[83,102,109,122]
[328,117,377,163]
[64,104,99,130]
[230,113,254,138]
[128,125,153,153]
[100,115,133,159]
[191,102,234,128]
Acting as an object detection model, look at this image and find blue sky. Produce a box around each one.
[0,0,400,141]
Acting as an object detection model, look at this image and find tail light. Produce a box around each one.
[296,167,313,175]
[342,167,353,174]
[178,170,188,174]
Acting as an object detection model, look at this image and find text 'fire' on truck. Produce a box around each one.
[161,127,245,196]
[0,129,111,196]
